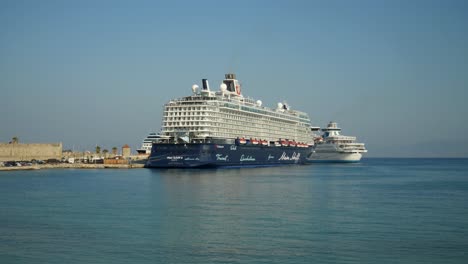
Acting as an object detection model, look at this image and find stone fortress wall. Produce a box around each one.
[0,143,62,161]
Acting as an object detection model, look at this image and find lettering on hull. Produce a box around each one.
[216,154,229,161]
[240,154,255,161]
[147,144,310,168]
[278,152,301,161]
[167,156,183,160]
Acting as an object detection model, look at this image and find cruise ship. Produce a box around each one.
[145,73,315,168]
[136,132,159,155]
[307,122,367,162]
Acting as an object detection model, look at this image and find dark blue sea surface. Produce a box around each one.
[1,158,467,264]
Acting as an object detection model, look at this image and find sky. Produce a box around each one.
[1,0,467,157]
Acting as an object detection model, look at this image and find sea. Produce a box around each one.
[1,158,467,264]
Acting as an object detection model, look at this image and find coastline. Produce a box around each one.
[0,163,145,171]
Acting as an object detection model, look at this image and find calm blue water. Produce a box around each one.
[1,158,467,264]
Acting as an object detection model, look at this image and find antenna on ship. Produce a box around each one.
[277,102,284,112]
[220,83,227,95]
[191,84,199,94]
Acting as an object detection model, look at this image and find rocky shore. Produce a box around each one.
[0,163,145,171]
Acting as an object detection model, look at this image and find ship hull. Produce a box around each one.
[145,143,312,168]
[307,152,362,163]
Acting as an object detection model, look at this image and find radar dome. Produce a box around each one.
[277,102,283,109]
[192,84,199,93]
[256,100,262,106]
[220,83,227,92]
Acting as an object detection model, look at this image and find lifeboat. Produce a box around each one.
[280,140,289,147]
[274,141,281,147]
[251,139,259,145]
[261,140,268,146]
[289,141,296,147]
[239,138,247,144]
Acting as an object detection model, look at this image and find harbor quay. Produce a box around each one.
[0,139,148,171]
[0,163,145,171]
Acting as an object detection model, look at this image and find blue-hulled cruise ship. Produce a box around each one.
[145,74,315,168]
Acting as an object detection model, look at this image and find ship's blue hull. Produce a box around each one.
[145,143,312,168]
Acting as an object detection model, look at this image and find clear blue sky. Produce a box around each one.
[1,0,467,157]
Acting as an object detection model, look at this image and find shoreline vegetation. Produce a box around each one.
[0,163,145,171]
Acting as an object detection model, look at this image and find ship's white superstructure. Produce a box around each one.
[308,122,367,162]
[157,74,314,145]
[136,132,159,154]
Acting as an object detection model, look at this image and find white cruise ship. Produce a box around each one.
[307,121,367,162]
[146,73,315,167]
[136,132,159,154]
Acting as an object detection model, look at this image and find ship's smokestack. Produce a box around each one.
[202,79,210,90]
[225,73,236,79]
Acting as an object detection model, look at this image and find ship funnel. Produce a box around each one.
[202,79,210,90]
[225,73,236,79]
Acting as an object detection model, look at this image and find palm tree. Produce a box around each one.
[112,147,118,156]
[103,149,109,158]
[95,146,101,154]
[12,136,19,144]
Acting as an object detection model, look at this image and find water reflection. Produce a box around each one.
[145,166,326,261]
[151,166,304,178]
[2,160,467,263]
